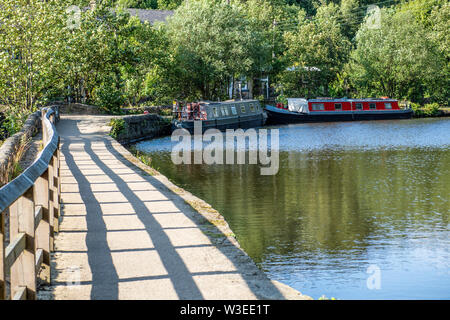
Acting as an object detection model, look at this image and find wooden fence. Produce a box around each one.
[0,107,60,300]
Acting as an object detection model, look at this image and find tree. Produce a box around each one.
[164,0,266,100]
[0,0,65,112]
[348,7,446,103]
[278,3,351,98]
[157,0,183,10]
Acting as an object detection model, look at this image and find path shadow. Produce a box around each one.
[54,117,287,300]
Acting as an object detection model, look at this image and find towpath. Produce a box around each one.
[43,115,309,300]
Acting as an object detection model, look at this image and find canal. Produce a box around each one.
[134,118,450,299]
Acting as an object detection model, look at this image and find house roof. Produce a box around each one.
[126,9,174,24]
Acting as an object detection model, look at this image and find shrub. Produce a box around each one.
[423,103,440,116]
[159,108,172,116]
[410,102,423,116]
[93,82,125,114]
[109,118,126,139]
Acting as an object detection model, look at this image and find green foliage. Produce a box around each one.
[157,0,183,10]
[0,0,446,118]
[165,0,269,101]
[0,0,64,112]
[93,80,125,113]
[279,4,351,98]
[159,108,172,116]
[411,102,441,117]
[276,94,288,105]
[423,103,441,116]
[348,7,445,103]
[1,107,32,136]
[109,118,126,138]
[117,0,158,9]
[9,162,24,181]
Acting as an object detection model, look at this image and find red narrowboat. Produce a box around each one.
[265,97,413,124]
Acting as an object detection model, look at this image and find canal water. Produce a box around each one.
[135,118,450,299]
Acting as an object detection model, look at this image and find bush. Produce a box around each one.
[109,118,126,139]
[93,82,125,114]
[410,102,423,116]
[423,103,440,116]
[411,102,441,117]
[159,108,172,116]
[276,94,288,105]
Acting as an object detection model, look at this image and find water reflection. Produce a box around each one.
[135,118,450,299]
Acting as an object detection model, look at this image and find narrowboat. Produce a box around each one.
[265,98,413,124]
[172,99,267,133]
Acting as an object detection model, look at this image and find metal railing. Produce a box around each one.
[0,107,60,300]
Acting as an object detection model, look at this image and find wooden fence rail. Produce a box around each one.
[0,107,60,300]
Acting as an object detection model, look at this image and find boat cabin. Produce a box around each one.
[276,98,400,113]
[173,100,263,121]
[308,98,400,112]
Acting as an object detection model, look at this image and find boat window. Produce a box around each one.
[355,103,363,110]
[369,103,376,109]
[231,106,237,115]
[249,103,255,112]
[385,103,392,109]
[212,107,219,117]
[241,105,246,113]
[221,106,229,116]
[335,103,342,110]
[311,103,324,111]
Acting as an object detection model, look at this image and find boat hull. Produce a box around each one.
[265,105,413,125]
[172,113,267,134]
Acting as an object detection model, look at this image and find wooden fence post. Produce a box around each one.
[10,188,36,300]
[0,210,5,300]
[34,170,51,284]
[53,151,60,231]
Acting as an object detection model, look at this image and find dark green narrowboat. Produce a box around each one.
[172,99,267,133]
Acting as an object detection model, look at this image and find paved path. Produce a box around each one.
[45,115,309,300]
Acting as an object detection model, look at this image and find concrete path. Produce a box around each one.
[44,115,309,300]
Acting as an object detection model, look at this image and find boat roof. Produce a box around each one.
[308,98,397,102]
[199,99,259,105]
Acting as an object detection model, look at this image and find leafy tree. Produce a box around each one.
[348,7,445,103]
[242,0,301,82]
[278,3,351,98]
[116,0,159,9]
[164,0,266,100]
[0,0,63,111]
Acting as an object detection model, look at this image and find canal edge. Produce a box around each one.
[106,135,312,300]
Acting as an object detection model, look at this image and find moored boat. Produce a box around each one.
[265,97,413,124]
[172,99,267,133]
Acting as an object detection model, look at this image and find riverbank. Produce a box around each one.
[45,114,311,300]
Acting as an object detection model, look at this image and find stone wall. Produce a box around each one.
[58,103,104,115]
[0,111,41,186]
[111,113,172,144]
[0,106,59,187]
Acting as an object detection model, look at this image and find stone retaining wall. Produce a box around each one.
[0,111,41,186]
[58,103,104,115]
[111,113,172,144]
[0,106,59,187]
